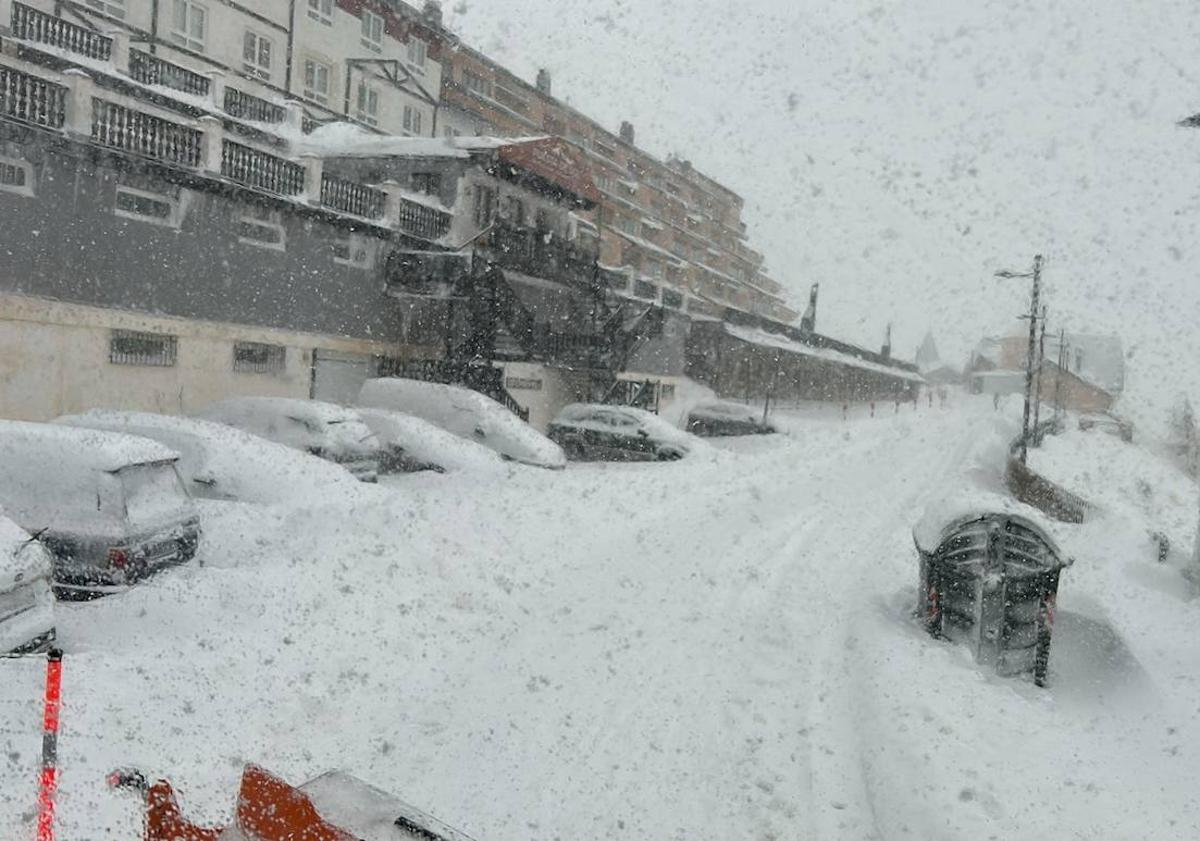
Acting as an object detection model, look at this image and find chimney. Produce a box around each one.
[881,322,893,360]
[536,68,552,95]
[619,120,635,145]
[800,283,818,333]
[422,1,443,26]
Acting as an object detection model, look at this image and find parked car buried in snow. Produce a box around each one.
[0,421,200,599]
[1077,411,1134,443]
[55,410,367,504]
[548,404,702,462]
[357,378,566,470]
[685,401,777,437]
[196,397,382,482]
[356,408,505,474]
[914,496,1071,686]
[0,511,55,654]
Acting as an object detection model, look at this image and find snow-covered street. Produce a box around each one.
[2,397,1198,840]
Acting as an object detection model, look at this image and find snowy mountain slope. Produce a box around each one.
[2,396,1197,839]
[447,0,1200,428]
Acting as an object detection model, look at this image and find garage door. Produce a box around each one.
[310,349,377,405]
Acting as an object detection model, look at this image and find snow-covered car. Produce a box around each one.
[356,408,505,474]
[0,512,55,655]
[195,398,382,482]
[685,401,777,437]
[1077,412,1134,443]
[548,404,703,462]
[55,410,367,504]
[0,421,200,598]
[356,378,566,470]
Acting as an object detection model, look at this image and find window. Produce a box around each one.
[332,234,377,270]
[114,186,177,227]
[474,185,496,228]
[303,59,330,105]
[593,140,618,160]
[662,289,685,310]
[596,173,614,193]
[110,330,177,367]
[494,84,528,115]
[620,217,639,236]
[645,260,663,279]
[442,126,461,138]
[406,38,427,73]
[170,0,206,51]
[306,0,332,25]
[0,157,33,197]
[233,341,286,374]
[633,279,658,300]
[238,206,285,250]
[242,31,272,80]
[356,82,379,126]
[402,105,423,136]
[411,173,441,195]
[462,70,492,99]
[84,0,126,18]
[660,383,676,401]
[361,10,384,53]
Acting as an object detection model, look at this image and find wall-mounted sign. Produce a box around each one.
[506,377,543,391]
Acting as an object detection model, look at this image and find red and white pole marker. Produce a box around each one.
[37,648,64,841]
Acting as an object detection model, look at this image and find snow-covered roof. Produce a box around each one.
[0,419,178,472]
[1048,333,1125,395]
[723,324,925,384]
[295,124,551,160]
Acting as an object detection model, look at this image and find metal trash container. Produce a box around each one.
[914,503,1072,686]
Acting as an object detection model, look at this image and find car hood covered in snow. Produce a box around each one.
[357,379,566,469]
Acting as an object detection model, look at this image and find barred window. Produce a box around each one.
[238,206,285,250]
[233,341,286,374]
[0,157,32,196]
[110,330,177,367]
[115,186,177,226]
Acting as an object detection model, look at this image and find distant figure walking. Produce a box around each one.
[928,391,934,408]
[993,392,1001,411]
[938,386,948,409]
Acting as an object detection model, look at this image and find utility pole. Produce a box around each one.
[1032,305,1047,440]
[995,254,1043,464]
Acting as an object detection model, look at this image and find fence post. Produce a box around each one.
[197,115,223,175]
[206,70,225,113]
[107,29,130,75]
[284,100,305,135]
[300,154,323,206]
[61,69,95,140]
[379,179,404,231]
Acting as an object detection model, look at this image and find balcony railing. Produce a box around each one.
[221,140,305,196]
[128,49,210,98]
[0,65,67,128]
[224,87,286,124]
[91,98,203,167]
[321,173,385,219]
[11,2,113,61]
[485,222,599,288]
[397,198,452,241]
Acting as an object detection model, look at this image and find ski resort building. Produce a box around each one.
[0,1,923,426]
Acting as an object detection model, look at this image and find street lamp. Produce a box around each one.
[995,255,1044,464]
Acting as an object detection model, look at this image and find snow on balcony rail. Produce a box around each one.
[320,173,386,219]
[397,197,451,241]
[128,49,210,98]
[11,2,112,62]
[0,64,66,128]
[91,98,202,167]
[224,87,286,124]
[221,140,305,196]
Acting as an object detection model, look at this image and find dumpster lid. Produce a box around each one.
[913,491,1071,568]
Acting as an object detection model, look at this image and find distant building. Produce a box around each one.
[914,331,961,385]
[965,332,1125,413]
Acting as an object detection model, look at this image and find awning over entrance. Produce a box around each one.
[723,323,925,384]
[494,137,602,205]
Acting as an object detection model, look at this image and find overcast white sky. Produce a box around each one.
[445,0,1200,422]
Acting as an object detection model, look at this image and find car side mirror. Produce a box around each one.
[637,428,649,438]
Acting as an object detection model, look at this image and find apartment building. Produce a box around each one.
[436,38,798,326]
[1,0,442,137]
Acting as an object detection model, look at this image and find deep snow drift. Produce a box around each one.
[1,395,1197,840]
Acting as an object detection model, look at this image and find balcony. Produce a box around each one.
[483,222,599,289]
[224,87,286,124]
[11,2,112,61]
[128,49,211,98]
[321,173,386,220]
[91,98,202,167]
[221,140,305,196]
[0,64,66,128]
